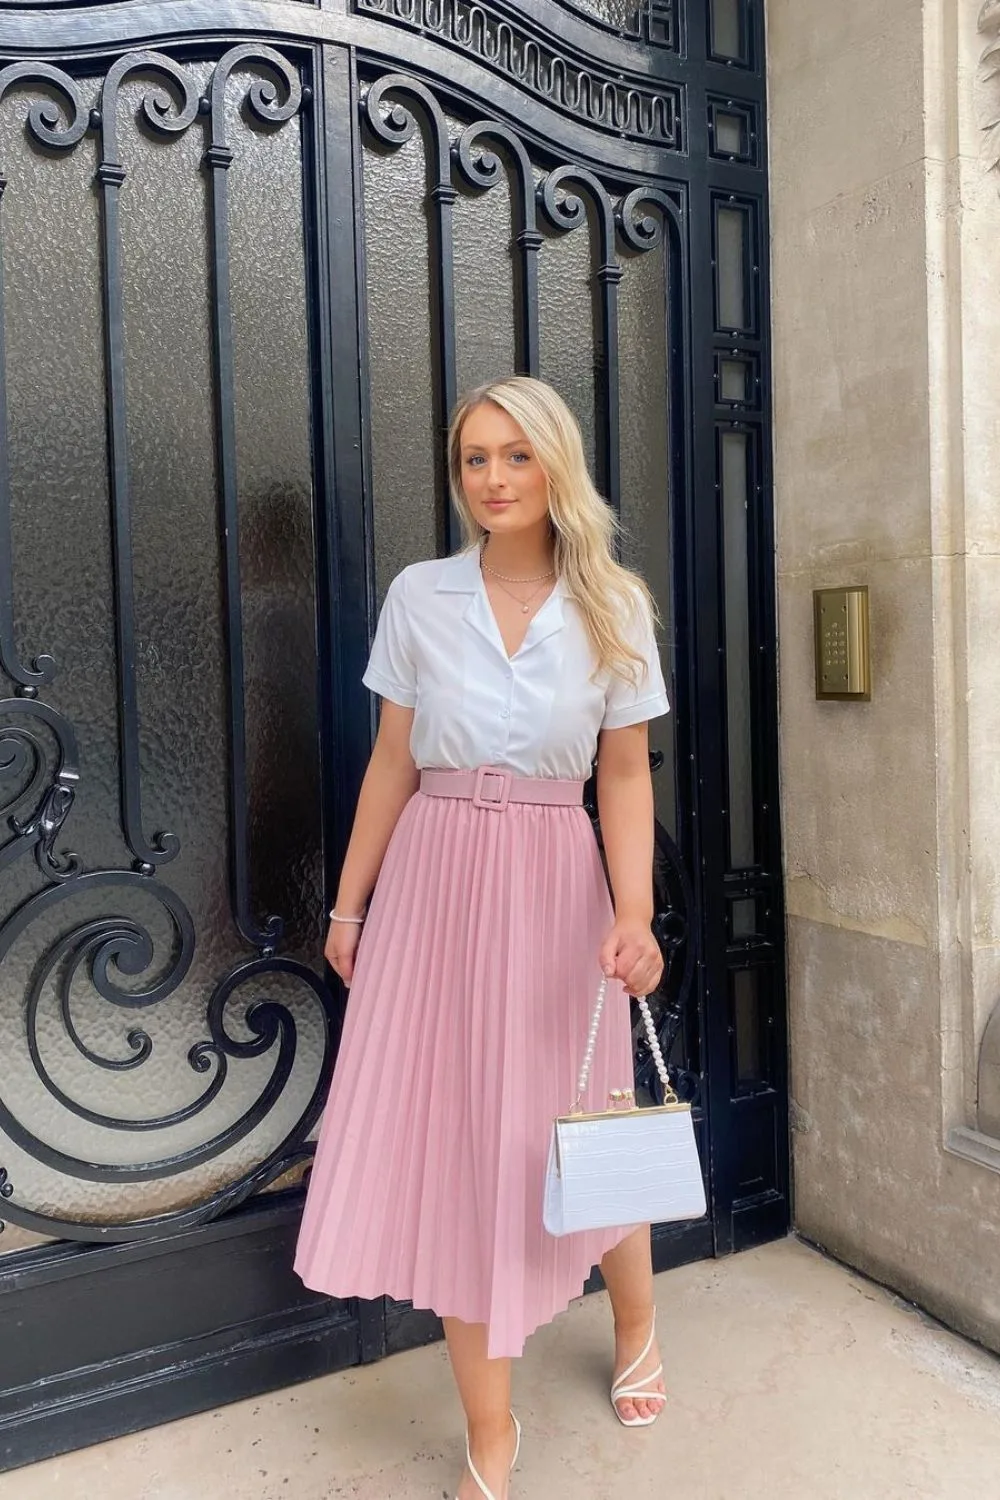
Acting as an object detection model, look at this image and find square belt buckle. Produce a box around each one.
[473,766,512,810]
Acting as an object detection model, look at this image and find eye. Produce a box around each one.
[510,451,531,464]
[465,454,486,467]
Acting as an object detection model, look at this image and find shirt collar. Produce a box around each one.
[436,547,568,659]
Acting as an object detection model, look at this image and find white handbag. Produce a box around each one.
[543,978,707,1237]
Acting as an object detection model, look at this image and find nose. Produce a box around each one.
[485,457,508,492]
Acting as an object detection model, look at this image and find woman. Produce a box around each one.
[295,376,670,1500]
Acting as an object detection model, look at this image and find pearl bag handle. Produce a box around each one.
[572,978,678,1112]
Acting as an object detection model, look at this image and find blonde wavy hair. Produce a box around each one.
[448,376,658,684]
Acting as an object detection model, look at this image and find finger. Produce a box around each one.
[599,934,622,977]
[332,951,354,986]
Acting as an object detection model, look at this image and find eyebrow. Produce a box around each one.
[461,439,531,452]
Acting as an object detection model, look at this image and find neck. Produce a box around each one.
[480,526,556,578]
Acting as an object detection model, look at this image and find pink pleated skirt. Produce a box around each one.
[293,780,634,1359]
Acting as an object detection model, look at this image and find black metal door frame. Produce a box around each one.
[0,0,786,1471]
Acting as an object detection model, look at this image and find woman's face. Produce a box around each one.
[459,401,551,538]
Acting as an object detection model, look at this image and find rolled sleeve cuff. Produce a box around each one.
[362,666,418,709]
[601,692,671,731]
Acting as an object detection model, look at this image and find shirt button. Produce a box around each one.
[500,708,510,720]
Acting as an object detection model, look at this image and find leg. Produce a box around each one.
[599,1225,666,1424]
[443,1317,519,1499]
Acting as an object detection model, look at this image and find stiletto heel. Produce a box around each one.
[456,1411,521,1499]
[611,1314,665,1428]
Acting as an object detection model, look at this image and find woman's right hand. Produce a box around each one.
[325,920,362,987]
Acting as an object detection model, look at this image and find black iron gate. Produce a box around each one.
[0,0,786,1471]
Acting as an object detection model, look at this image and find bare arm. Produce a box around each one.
[326,699,419,984]
[595,722,663,998]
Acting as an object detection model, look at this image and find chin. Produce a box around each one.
[477,512,534,531]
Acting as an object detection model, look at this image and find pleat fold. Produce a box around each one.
[294,789,634,1359]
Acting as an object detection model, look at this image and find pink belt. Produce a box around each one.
[419,767,585,810]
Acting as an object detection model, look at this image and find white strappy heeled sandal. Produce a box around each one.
[610,1315,666,1428]
[457,1411,521,1500]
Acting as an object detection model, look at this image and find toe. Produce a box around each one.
[615,1396,639,1424]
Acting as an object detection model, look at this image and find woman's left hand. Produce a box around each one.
[599,918,664,998]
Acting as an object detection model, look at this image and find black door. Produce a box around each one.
[0,0,786,1471]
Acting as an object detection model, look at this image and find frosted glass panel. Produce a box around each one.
[733,969,761,1083]
[730,898,757,939]
[721,432,755,867]
[720,359,748,402]
[618,241,675,835]
[450,115,517,398]
[712,0,744,60]
[715,112,744,155]
[537,199,597,473]
[362,123,441,600]
[716,207,748,330]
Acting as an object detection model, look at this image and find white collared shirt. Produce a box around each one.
[362,549,670,780]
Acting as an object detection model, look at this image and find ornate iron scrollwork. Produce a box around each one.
[361,69,681,518]
[0,698,79,881]
[454,119,542,375]
[0,47,336,1244]
[354,0,682,146]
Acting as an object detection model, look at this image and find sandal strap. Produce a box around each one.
[464,1412,520,1500]
[611,1313,658,1398]
[612,1364,665,1404]
[465,1434,496,1500]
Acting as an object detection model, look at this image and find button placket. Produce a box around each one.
[496,664,514,753]
[503,669,515,721]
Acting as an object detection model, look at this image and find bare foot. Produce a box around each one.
[457,1413,519,1499]
[612,1319,666,1425]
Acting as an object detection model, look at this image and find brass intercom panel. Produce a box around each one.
[814,586,871,701]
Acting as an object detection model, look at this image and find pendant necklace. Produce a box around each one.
[480,543,556,614]
[486,573,553,615]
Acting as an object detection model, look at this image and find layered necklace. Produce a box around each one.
[480,543,556,614]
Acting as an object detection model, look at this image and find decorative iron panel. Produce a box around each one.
[0,48,337,1241]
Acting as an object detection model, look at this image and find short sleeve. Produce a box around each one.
[362,572,418,708]
[601,591,670,731]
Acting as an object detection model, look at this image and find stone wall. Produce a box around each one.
[768,0,1000,1350]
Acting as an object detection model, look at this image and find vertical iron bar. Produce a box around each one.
[429,176,458,552]
[454,122,540,380]
[204,48,301,952]
[596,262,622,515]
[538,165,621,513]
[204,132,281,951]
[516,226,542,378]
[306,43,374,1065]
[204,47,302,949]
[690,176,734,1256]
[96,61,186,870]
